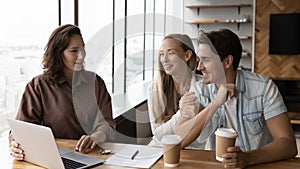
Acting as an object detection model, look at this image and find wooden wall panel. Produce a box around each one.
[255,0,300,79]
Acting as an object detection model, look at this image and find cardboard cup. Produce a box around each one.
[161,135,182,167]
[215,128,237,162]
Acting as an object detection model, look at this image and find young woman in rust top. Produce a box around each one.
[9,24,115,160]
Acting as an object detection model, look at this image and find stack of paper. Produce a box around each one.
[105,144,163,168]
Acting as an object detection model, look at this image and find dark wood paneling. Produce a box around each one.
[255,0,300,79]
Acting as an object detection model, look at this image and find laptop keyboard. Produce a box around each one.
[62,157,87,169]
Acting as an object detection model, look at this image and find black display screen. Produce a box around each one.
[269,13,300,55]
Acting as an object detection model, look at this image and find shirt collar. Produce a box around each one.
[190,72,198,85]
[56,70,88,87]
[210,71,244,95]
[73,70,88,87]
[236,70,245,93]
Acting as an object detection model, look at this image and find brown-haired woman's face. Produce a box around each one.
[62,34,85,72]
[159,38,189,76]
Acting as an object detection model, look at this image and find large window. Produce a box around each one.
[0,0,185,134]
[0,0,58,134]
[144,0,156,81]
[61,0,74,24]
[78,0,114,93]
[126,0,145,90]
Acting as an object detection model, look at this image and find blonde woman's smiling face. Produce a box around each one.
[159,38,188,76]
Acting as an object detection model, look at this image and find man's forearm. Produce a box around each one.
[247,137,297,166]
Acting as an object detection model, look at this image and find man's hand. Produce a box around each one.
[222,146,249,169]
[213,84,236,107]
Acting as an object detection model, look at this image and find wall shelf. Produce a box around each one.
[191,36,252,41]
[183,0,255,71]
[186,4,252,9]
[186,4,252,16]
[187,20,251,30]
[239,36,252,40]
[242,52,251,58]
[186,20,251,24]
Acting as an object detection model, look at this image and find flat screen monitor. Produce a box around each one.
[269,13,300,55]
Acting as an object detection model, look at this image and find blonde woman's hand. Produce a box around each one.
[9,140,25,160]
[179,92,197,109]
[179,92,200,118]
[181,103,200,118]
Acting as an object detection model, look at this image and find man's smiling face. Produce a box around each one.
[197,43,226,85]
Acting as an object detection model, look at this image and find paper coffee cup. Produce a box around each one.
[215,128,237,162]
[161,135,182,167]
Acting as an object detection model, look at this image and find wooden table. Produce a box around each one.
[1,138,300,169]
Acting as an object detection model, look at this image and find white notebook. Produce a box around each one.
[105,144,163,168]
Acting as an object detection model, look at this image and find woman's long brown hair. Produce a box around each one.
[42,24,82,83]
[152,34,197,123]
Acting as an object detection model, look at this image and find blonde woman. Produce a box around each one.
[147,34,202,147]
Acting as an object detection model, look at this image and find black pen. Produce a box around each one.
[130,150,139,160]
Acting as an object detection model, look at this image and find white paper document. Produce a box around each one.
[105,144,163,168]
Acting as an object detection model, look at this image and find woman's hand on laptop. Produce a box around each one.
[75,135,95,153]
[75,131,106,153]
[9,140,25,160]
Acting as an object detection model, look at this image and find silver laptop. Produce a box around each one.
[7,119,105,169]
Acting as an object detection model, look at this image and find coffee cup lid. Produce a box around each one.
[161,135,182,144]
[215,128,237,138]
